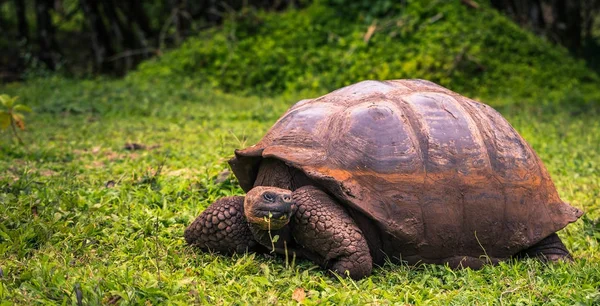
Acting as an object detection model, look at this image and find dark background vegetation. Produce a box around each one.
[0,0,301,80]
[1,0,599,82]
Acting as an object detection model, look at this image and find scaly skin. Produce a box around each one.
[184,196,259,254]
[515,233,573,262]
[184,185,374,279]
[292,186,372,279]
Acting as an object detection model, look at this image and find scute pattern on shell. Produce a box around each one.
[229,79,583,263]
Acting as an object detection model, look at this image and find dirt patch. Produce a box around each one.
[74,146,141,169]
[165,168,201,180]
[73,146,102,156]
[124,143,160,151]
[39,169,58,177]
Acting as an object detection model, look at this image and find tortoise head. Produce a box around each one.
[244,186,295,230]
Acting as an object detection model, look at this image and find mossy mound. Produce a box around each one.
[131,1,598,105]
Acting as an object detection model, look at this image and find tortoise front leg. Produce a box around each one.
[292,186,373,279]
[184,196,260,254]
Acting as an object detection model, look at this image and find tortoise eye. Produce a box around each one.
[263,193,275,202]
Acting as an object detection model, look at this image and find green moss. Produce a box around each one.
[132,1,598,104]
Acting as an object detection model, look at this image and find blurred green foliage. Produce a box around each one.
[132,1,599,106]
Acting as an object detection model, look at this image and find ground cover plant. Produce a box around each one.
[132,1,598,102]
[1,0,600,304]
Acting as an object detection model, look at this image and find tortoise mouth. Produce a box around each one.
[254,209,292,220]
[250,206,293,230]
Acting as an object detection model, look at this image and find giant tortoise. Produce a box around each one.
[184,79,583,279]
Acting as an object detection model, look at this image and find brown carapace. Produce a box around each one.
[187,79,583,278]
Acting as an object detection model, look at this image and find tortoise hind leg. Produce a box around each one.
[516,233,573,262]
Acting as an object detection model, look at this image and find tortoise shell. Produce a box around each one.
[229,79,582,263]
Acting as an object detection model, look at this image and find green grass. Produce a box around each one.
[0,77,599,305]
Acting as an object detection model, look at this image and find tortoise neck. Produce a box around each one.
[253,158,313,191]
[248,221,294,253]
